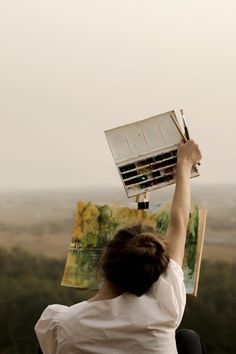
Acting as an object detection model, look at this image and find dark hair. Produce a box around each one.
[100,224,169,296]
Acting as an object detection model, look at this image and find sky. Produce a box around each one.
[0,0,236,191]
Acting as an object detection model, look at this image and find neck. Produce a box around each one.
[88,280,123,302]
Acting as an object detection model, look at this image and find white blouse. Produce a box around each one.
[35,259,186,354]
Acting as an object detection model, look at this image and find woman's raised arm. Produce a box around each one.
[165,140,202,266]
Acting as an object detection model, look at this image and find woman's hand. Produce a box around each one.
[177,140,202,167]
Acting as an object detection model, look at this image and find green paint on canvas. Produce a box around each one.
[61,201,201,294]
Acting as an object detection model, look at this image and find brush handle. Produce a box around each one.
[180,110,201,166]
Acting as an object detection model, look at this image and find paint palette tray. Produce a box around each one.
[105,110,199,198]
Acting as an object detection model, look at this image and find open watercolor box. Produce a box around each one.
[105,110,199,198]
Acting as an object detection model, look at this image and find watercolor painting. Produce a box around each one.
[61,201,206,295]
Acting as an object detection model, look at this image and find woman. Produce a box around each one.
[35,140,205,354]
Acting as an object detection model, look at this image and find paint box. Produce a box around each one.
[105,110,199,197]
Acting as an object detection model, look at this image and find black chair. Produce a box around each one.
[176,329,207,354]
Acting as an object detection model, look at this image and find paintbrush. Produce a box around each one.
[180,109,190,140]
[180,109,201,166]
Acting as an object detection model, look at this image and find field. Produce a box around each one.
[0,184,235,354]
[0,185,235,262]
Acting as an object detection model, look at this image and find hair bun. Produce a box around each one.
[101,224,169,296]
[130,232,166,256]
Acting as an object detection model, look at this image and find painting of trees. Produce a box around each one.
[62,201,206,295]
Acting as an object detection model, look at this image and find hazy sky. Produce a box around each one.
[0,0,236,191]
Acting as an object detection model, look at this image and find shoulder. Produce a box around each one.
[35,305,68,354]
[35,302,88,330]
[152,258,184,291]
[162,259,184,282]
[36,304,67,324]
[150,259,186,325]
[35,304,68,336]
[35,302,88,354]
[160,259,185,298]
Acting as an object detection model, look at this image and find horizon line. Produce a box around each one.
[0,182,235,194]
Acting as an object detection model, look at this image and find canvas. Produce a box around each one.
[62,201,207,296]
[105,111,199,198]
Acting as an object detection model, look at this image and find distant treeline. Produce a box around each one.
[0,247,235,354]
[0,218,73,236]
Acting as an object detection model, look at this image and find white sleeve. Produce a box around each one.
[35,304,68,354]
[161,259,186,322]
[151,259,186,327]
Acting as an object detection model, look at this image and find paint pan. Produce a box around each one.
[122,170,139,179]
[119,163,136,173]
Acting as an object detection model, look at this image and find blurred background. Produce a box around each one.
[0,1,235,353]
